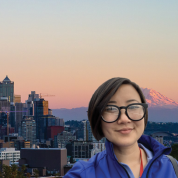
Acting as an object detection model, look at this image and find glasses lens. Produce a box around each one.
[102,106,119,122]
[127,104,145,120]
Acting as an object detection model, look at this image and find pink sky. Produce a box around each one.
[1,1,178,109]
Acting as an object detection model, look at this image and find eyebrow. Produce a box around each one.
[108,101,117,104]
[108,99,139,104]
[126,99,140,103]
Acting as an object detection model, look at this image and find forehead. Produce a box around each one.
[109,84,141,103]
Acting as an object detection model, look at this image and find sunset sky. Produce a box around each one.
[1,1,178,109]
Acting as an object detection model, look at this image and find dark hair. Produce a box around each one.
[88,77,148,141]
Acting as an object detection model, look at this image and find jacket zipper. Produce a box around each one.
[118,162,131,178]
[111,145,130,178]
[146,154,162,178]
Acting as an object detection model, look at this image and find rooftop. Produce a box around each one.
[21,148,66,150]
[3,75,11,82]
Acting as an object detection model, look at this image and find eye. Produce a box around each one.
[104,106,118,113]
[128,105,139,109]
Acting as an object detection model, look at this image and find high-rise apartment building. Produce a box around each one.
[86,120,94,141]
[21,117,36,146]
[54,131,76,148]
[0,76,14,103]
[76,121,105,142]
[76,121,86,141]
[86,120,105,143]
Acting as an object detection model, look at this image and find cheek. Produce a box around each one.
[101,121,114,139]
[135,120,145,132]
[101,121,113,136]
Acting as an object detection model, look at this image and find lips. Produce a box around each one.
[116,128,133,134]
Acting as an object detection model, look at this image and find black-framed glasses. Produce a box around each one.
[101,103,148,123]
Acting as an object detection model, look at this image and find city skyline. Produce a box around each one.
[1,1,178,109]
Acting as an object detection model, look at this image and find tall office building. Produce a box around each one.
[76,121,86,141]
[14,95,21,104]
[34,99,48,116]
[0,76,14,103]
[0,97,10,112]
[34,99,48,141]
[15,103,26,134]
[26,91,39,116]
[86,120,95,141]
[9,105,15,128]
[0,97,10,129]
[28,91,39,101]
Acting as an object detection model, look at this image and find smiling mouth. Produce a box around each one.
[115,128,133,134]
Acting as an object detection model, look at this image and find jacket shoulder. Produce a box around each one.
[154,154,178,177]
[63,161,84,178]
[162,154,178,165]
[81,150,107,169]
[64,150,107,178]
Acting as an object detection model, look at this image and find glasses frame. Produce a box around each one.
[101,103,148,123]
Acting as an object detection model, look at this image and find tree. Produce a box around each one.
[55,172,60,178]
[170,144,178,160]
[0,170,3,178]
[26,172,31,178]
[0,164,29,178]
[11,164,18,178]
[19,165,26,178]
[33,169,39,178]
[2,164,12,178]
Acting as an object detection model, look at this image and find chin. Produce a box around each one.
[112,137,138,147]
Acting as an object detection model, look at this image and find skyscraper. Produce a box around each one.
[14,95,21,104]
[34,99,49,141]
[26,91,40,115]
[15,103,24,133]
[34,99,48,116]
[0,76,14,103]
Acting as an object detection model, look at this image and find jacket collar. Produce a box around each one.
[105,134,172,161]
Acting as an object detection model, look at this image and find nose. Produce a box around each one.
[117,108,131,124]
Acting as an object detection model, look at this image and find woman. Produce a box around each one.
[64,77,177,178]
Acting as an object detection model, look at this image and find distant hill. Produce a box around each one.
[52,107,88,121]
[147,107,178,122]
[52,88,178,122]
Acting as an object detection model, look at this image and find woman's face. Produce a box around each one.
[101,84,145,148]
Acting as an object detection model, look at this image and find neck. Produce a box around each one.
[113,142,140,165]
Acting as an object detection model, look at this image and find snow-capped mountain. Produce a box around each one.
[141,88,178,108]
